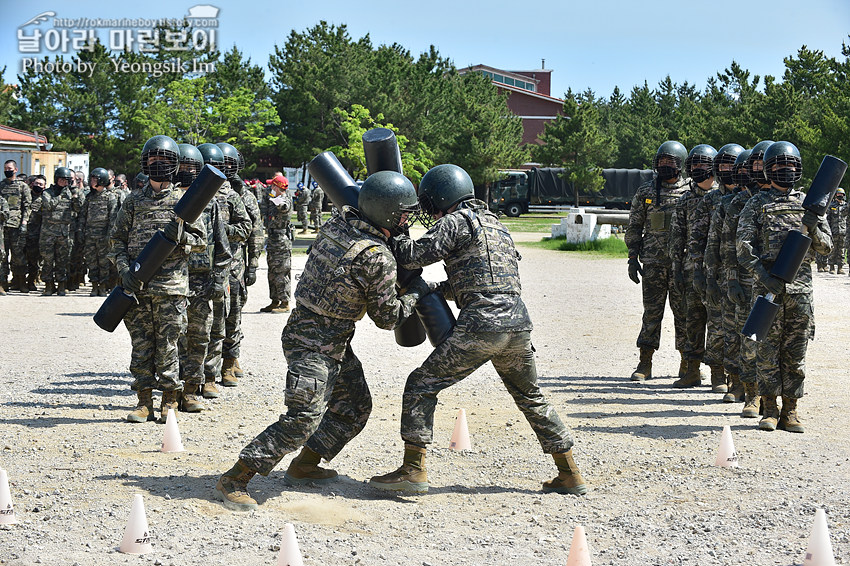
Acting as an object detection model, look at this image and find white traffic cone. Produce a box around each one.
[0,468,17,525]
[714,425,738,468]
[803,508,836,566]
[161,408,185,453]
[277,522,304,566]
[449,408,471,450]
[566,524,591,566]
[119,494,153,554]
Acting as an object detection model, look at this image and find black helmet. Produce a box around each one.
[653,141,688,180]
[746,140,774,185]
[764,141,802,189]
[133,172,148,189]
[685,144,717,184]
[713,143,745,186]
[417,164,475,226]
[216,142,241,178]
[197,143,224,170]
[140,135,179,182]
[237,149,246,172]
[358,171,420,235]
[89,167,110,188]
[732,149,753,188]
[54,166,74,184]
[177,144,203,187]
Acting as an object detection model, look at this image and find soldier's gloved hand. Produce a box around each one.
[692,267,707,295]
[207,271,227,299]
[672,262,685,293]
[705,277,722,307]
[19,223,27,235]
[727,278,746,305]
[755,264,784,296]
[403,276,431,301]
[801,209,819,230]
[162,219,183,243]
[120,270,142,294]
[627,257,642,284]
[245,266,257,286]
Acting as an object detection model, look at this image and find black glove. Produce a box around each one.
[627,257,643,284]
[672,262,685,294]
[692,267,707,295]
[162,219,183,243]
[245,266,257,286]
[19,224,27,235]
[403,276,431,300]
[205,271,227,299]
[801,209,819,230]
[727,279,746,305]
[705,277,722,307]
[121,269,142,294]
[755,264,784,295]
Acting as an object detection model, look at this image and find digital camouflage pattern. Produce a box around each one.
[309,185,324,231]
[1,178,32,283]
[68,187,86,288]
[124,294,188,391]
[625,177,690,351]
[737,187,831,398]
[295,185,310,229]
[0,195,8,257]
[237,212,420,474]
[80,187,119,285]
[263,187,292,304]
[827,198,846,268]
[26,190,43,283]
[39,184,83,284]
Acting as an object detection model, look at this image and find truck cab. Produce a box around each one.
[489,170,529,217]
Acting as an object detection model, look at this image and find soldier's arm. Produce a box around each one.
[704,207,723,280]
[356,247,419,330]
[688,197,711,267]
[226,194,252,243]
[624,188,646,259]
[180,214,207,252]
[78,198,88,233]
[809,214,833,256]
[0,196,9,225]
[668,200,685,264]
[721,203,740,281]
[244,197,264,267]
[20,183,32,224]
[108,197,133,274]
[735,198,761,273]
[211,201,233,273]
[393,213,462,270]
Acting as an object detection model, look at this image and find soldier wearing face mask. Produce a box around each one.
[1,159,32,293]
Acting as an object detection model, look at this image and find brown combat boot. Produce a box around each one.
[758,396,780,431]
[723,373,744,403]
[369,444,429,493]
[630,348,653,382]
[673,359,702,388]
[89,283,100,297]
[0,284,5,296]
[233,358,244,378]
[42,281,55,296]
[221,357,238,387]
[215,460,259,511]
[709,365,728,393]
[828,265,835,274]
[838,266,846,275]
[543,449,588,495]
[202,378,220,399]
[271,302,290,313]
[741,382,761,418]
[260,300,280,312]
[180,384,204,413]
[126,389,156,423]
[158,389,180,423]
[284,446,338,486]
[778,396,805,433]
[56,282,66,296]
[677,353,687,380]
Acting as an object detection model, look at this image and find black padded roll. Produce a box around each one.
[308,152,360,210]
[173,164,226,223]
[416,292,457,346]
[132,231,178,284]
[741,295,781,342]
[802,155,848,215]
[770,229,812,283]
[363,128,403,175]
[93,286,137,332]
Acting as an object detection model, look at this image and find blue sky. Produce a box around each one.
[3,0,848,100]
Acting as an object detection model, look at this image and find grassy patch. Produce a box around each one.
[500,214,570,233]
[523,235,628,257]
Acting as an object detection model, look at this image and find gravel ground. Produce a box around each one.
[1,230,849,566]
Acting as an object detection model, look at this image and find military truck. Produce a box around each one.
[489,167,653,216]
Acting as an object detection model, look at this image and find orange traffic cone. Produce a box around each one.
[0,468,17,525]
[119,494,153,554]
[449,408,471,450]
[803,509,836,566]
[566,525,591,566]
[714,425,738,468]
[277,523,304,566]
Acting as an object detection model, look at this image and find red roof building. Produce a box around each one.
[0,124,48,149]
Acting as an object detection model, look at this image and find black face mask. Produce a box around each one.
[656,166,678,181]
[4,170,14,179]
[690,168,713,184]
[147,161,174,183]
[175,171,195,187]
[771,168,798,189]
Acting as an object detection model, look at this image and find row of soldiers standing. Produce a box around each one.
[626,140,831,433]
[294,180,324,234]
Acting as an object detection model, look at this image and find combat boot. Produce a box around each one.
[723,373,744,403]
[126,389,156,423]
[673,359,702,388]
[0,284,5,296]
[158,389,180,423]
[260,300,280,312]
[839,266,845,275]
[369,443,429,493]
[778,396,805,433]
[828,265,835,274]
[202,378,220,399]
[758,396,780,431]
[8,273,19,291]
[90,283,100,297]
[215,460,258,512]
[15,271,28,294]
[56,282,66,296]
[233,358,244,378]
[180,384,204,413]
[709,365,728,393]
[630,348,653,382]
[42,281,55,296]
[271,301,290,313]
[284,446,338,486]
[221,357,238,387]
[741,382,761,418]
[677,353,687,380]
[26,272,37,292]
[99,284,109,297]
[542,449,588,495]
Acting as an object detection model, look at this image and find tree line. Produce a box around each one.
[1,21,847,189]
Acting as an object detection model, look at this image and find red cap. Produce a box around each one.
[266,173,288,189]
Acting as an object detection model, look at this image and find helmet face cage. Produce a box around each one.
[713,154,738,185]
[141,147,179,180]
[765,154,803,186]
[221,154,239,178]
[197,144,224,169]
[685,154,714,181]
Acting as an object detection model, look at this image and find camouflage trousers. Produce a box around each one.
[815,253,828,270]
[39,229,71,283]
[401,329,574,453]
[736,278,757,384]
[755,288,813,399]
[297,205,308,228]
[26,232,40,280]
[240,345,371,475]
[124,293,187,391]
[719,281,740,375]
[636,262,687,352]
[84,233,111,284]
[828,233,845,268]
[682,273,706,361]
[180,276,214,387]
[69,230,85,284]
[204,293,229,382]
[309,206,321,231]
[266,230,292,304]
[223,274,245,359]
[704,298,724,367]
[2,226,27,281]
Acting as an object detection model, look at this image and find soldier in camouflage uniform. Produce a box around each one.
[723,141,774,418]
[175,144,232,413]
[295,182,311,233]
[0,194,8,294]
[1,159,32,293]
[109,135,207,424]
[308,180,324,233]
[25,176,46,292]
[39,167,84,296]
[368,165,586,496]
[217,142,264,388]
[67,173,88,292]
[827,189,846,273]
[737,141,831,433]
[80,168,119,297]
[625,141,691,382]
[195,143,252,398]
[260,173,293,313]
[685,143,744,391]
[215,170,428,512]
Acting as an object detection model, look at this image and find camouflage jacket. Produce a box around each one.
[828,199,847,235]
[687,183,729,272]
[212,181,252,278]
[669,180,712,271]
[0,195,8,246]
[79,187,119,237]
[187,199,232,282]
[294,187,311,207]
[722,187,758,283]
[40,185,84,236]
[704,189,740,281]
[108,182,206,296]
[737,187,832,294]
[285,213,418,361]
[625,176,691,266]
[0,178,31,228]
[308,186,324,211]
[263,186,292,233]
[230,179,264,274]
[394,199,531,332]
